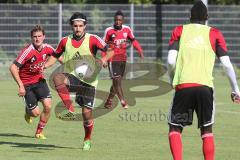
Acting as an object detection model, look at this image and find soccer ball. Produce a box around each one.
[75,64,88,78]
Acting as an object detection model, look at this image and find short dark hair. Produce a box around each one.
[30,25,45,36]
[69,12,87,25]
[114,10,124,17]
[190,1,208,21]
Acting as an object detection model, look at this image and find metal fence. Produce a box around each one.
[0,4,240,79]
[1,4,240,60]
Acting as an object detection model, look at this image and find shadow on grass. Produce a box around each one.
[0,133,33,138]
[0,133,76,150]
[0,141,76,150]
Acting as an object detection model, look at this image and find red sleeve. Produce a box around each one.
[127,27,135,40]
[103,28,111,42]
[89,35,107,54]
[54,37,68,58]
[14,45,32,67]
[210,27,227,57]
[132,40,143,55]
[168,25,183,50]
[45,44,55,56]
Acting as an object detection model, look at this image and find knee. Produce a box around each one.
[53,73,66,86]
[84,119,94,126]
[201,125,213,135]
[43,105,51,113]
[169,125,183,133]
[112,76,122,84]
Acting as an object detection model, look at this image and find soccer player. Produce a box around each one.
[167,1,240,160]
[103,10,144,109]
[44,12,113,151]
[9,25,55,139]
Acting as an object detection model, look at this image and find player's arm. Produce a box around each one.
[44,38,66,69]
[9,63,25,96]
[167,50,178,84]
[220,56,240,95]
[128,28,144,59]
[91,35,114,67]
[213,28,240,103]
[101,47,114,65]
[167,26,182,84]
[101,29,111,58]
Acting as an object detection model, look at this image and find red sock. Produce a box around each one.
[55,84,74,112]
[202,133,215,160]
[169,131,182,160]
[83,121,94,141]
[36,120,46,134]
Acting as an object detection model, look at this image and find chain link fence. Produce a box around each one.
[1,4,240,79]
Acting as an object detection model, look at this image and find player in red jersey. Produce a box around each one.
[167,1,240,160]
[103,10,144,109]
[9,25,55,139]
[44,12,113,151]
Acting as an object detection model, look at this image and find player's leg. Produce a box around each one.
[82,107,94,151]
[35,98,51,139]
[107,61,128,109]
[104,85,116,108]
[168,88,195,160]
[34,80,52,139]
[76,82,95,151]
[53,73,74,112]
[104,62,116,108]
[201,126,214,160]
[24,85,41,124]
[195,86,215,160]
[169,125,183,160]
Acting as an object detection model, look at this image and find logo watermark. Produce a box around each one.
[48,56,173,121]
[119,109,167,122]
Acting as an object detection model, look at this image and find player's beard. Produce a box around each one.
[73,32,85,41]
[114,24,122,30]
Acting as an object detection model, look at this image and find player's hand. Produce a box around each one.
[139,53,144,61]
[102,61,108,68]
[18,85,26,97]
[231,92,240,104]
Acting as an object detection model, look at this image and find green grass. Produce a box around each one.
[0,75,240,160]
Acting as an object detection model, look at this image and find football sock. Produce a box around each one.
[169,131,182,160]
[84,121,94,141]
[202,133,215,160]
[36,120,46,134]
[55,83,74,112]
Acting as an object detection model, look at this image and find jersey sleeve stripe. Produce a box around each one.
[103,27,113,41]
[123,25,135,39]
[93,34,106,46]
[18,45,32,63]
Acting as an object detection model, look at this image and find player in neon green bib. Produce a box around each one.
[44,12,113,151]
[167,1,240,160]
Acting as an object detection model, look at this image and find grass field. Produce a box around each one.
[0,75,240,160]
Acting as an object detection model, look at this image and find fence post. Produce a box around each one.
[58,3,62,43]
[130,3,134,79]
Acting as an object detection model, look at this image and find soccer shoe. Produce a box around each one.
[104,99,113,109]
[83,140,91,151]
[24,112,33,124]
[35,132,47,140]
[121,100,128,109]
[57,110,76,120]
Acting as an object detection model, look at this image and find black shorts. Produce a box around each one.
[108,61,126,78]
[168,86,215,128]
[64,73,96,109]
[24,79,51,111]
